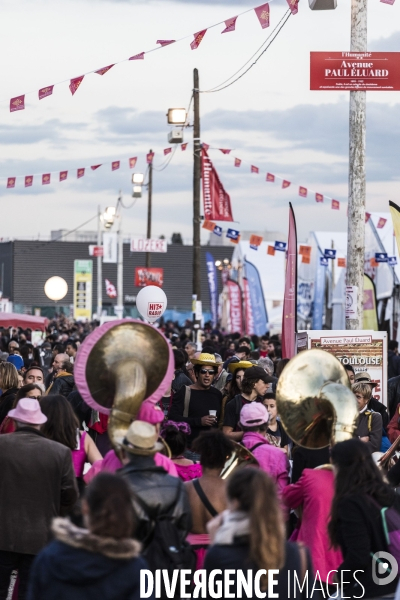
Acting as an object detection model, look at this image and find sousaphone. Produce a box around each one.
[276,349,359,448]
[74,319,174,447]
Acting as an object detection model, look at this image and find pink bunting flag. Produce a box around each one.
[77,168,85,178]
[332,199,340,210]
[42,174,51,185]
[219,149,231,154]
[315,193,324,203]
[129,157,137,169]
[39,86,54,100]
[202,143,210,151]
[234,158,241,167]
[111,161,120,171]
[254,3,270,28]
[7,178,16,189]
[251,166,259,174]
[191,29,207,50]
[287,0,299,14]
[266,173,275,182]
[299,186,307,198]
[221,16,238,33]
[377,217,387,228]
[147,152,154,164]
[380,0,395,4]
[156,40,175,46]
[25,176,33,188]
[282,180,291,188]
[69,76,84,96]
[91,165,102,170]
[164,148,172,155]
[181,143,188,151]
[60,171,68,181]
[10,95,25,112]
[95,65,114,76]
[365,212,371,223]
[129,52,145,60]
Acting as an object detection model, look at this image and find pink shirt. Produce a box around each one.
[242,431,289,497]
[84,449,178,484]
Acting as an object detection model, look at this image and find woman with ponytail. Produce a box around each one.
[27,473,147,600]
[204,468,314,599]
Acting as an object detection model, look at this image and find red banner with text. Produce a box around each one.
[135,267,164,287]
[227,279,243,334]
[202,148,234,222]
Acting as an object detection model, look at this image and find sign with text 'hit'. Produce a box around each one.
[310,52,400,91]
[130,238,167,253]
[73,260,92,321]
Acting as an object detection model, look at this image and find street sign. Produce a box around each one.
[130,238,167,253]
[73,260,92,320]
[88,245,104,257]
[135,267,164,287]
[310,52,400,91]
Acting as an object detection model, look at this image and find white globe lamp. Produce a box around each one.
[44,276,68,302]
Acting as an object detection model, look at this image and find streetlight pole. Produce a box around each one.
[193,68,201,318]
[97,205,102,319]
[115,194,124,319]
[146,150,153,268]
[346,0,367,330]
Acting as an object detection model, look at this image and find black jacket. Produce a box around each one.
[336,493,400,598]
[48,374,75,398]
[388,375,400,419]
[204,540,318,600]
[67,390,92,428]
[0,387,18,425]
[368,397,389,431]
[291,446,331,484]
[388,350,400,380]
[120,455,191,548]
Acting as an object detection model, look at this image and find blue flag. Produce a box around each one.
[205,252,218,327]
[213,226,222,237]
[226,228,240,240]
[375,252,388,263]
[274,241,287,252]
[324,249,337,259]
[244,259,269,336]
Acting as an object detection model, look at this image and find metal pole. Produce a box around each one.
[346,0,367,330]
[146,151,153,268]
[97,205,102,319]
[193,68,201,307]
[115,196,124,319]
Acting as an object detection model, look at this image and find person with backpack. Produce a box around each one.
[328,438,400,599]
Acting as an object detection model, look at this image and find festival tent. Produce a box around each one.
[0,313,48,331]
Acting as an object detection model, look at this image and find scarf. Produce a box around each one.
[213,510,250,545]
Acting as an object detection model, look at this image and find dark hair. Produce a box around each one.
[191,430,234,469]
[389,340,398,351]
[40,395,79,450]
[194,364,216,377]
[67,340,78,351]
[173,349,186,370]
[342,362,355,374]
[162,425,187,457]
[237,345,251,356]
[238,337,251,346]
[260,335,269,342]
[23,365,45,381]
[52,343,65,354]
[85,473,136,539]
[227,468,285,588]
[62,359,74,374]
[15,383,43,405]
[241,422,268,433]
[328,439,395,547]
[241,377,260,395]
[250,351,260,360]
[275,358,290,379]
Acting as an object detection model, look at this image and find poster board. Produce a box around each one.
[297,330,387,406]
[73,260,93,321]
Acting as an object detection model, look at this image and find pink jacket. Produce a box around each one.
[242,431,289,496]
[84,449,178,484]
[283,468,343,583]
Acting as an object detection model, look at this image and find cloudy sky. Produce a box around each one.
[1,0,399,243]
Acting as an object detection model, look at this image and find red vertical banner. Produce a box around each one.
[227,280,243,334]
[243,278,255,335]
[282,203,297,359]
[201,148,234,221]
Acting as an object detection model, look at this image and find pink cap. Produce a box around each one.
[137,401,164,425]
[8,398,47,425]
[240,402,269,427]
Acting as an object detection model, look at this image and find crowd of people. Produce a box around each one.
[0,316,400,599]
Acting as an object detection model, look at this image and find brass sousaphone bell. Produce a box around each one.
[276,349,359,448]
[74,320,174,447]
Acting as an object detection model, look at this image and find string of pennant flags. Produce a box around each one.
[7,0,300,114]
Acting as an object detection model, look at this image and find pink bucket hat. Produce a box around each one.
[136,402,164,425]
[240,402,269,427]
[8,398,47,425]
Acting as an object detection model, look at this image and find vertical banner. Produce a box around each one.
[243,278,255,335]
[227,280,243,334]
[244,260,269,336]
[312,254,326,330]
[201,148,234,221]
[205,252,218,328]
[73,260,93,320]
[389,200,400,256]
[102,232,118,263]
[363,274,378,331]
[282,203,297,359]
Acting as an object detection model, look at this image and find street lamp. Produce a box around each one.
[102,206,116,229]
[167,108,186,125]
[132,185,142,198]
[309,0,336,8]
[132,173,144,184]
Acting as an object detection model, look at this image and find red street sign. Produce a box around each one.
[135,267,164,288]
[310,52,400,91]
[88,245,104,257]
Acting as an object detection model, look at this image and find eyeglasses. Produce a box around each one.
[200,368,216,375]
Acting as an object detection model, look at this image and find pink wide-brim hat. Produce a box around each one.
[8,398,47,425]
[74,319,174,415]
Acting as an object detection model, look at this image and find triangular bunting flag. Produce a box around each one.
[221,17,238,33]
[95,65,114,76]
[69,76,84,95]
[190,29,207,50]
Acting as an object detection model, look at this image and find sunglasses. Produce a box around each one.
[200,368,216,375]
[28,395,41,400]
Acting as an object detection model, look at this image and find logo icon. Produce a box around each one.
[371,551,398,586]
